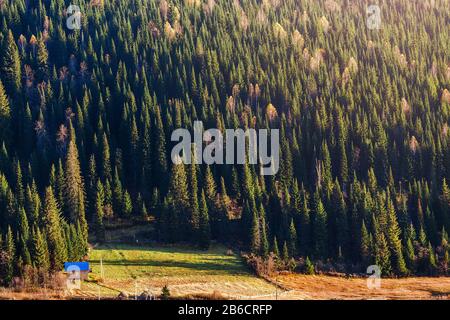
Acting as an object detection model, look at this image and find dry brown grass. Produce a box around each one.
[0,287,68,300]
[271,274,450,300]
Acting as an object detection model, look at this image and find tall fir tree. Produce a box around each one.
[64,140,88,243]
[43,187,67,271]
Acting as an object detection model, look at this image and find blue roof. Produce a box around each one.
[64,262,90,271]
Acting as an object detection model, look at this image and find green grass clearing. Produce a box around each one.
[81,244,277,299]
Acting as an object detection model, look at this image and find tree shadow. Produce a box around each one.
[89,258,250,275]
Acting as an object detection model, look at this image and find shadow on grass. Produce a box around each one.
[89,258,250,275]
[430,290,450,298]
[95,244,234,255]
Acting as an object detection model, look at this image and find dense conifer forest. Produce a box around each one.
[0,0,450,286]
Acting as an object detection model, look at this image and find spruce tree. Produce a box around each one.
[313,191,328,258]
[375,231,392,276]
[95,180,105,242]
[282,241,289,261]
[304,256,315,275]
[0,80,11,143]
[272,236,280,257]
[260,212,269,257]
[198,190,211,249]
[360,220,371,264]
[64,140,88,242]
[122,190,133,217]
[386,197,408,275]
[1,31,22,95]
[30,226,49,272]
[250,207,260,254]
[5,226,15,284]
[112,167,123,217]
[288,219,297,257]
[18,207,30,242]
[189,151,199,231]
[43,187,67,271]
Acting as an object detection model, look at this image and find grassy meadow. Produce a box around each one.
[80,244,278,299]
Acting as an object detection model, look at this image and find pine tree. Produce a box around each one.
[153,106,168,190]
[1,31,22,95]
[43,187,67,271]
[112,167,123,217]
[25,184,40,226]
[168,161,189,233]
[313,191,328,258]
[404,236,416,272]
[375,231,391,276]
[18,235,31,267]
[288,219,297,257]
[428,242,437,274]
[64,140,88,241]
[260,211,269,257]
[204,165,217,207]
[198,190,211,249]
[320,141,333,194]
[299,189,311,256]
[122,190,133,217]
[189,151,199,231]
[333,182,349,257]
[251,206,260,254]
[440,178,450,232]
[4,226,15,284]
[360,220,371,264]
[18,207,30,242]
[100,133,112,182]
[304,256,315,275]
[282,241,289,260]
[0,80,11,142]
[36,39,49,81]
[241,161,254,201]
[386,197,408,275]
[95,180,105,242]
[14,161,24,207]
[30,226,49,271]
[272,236,280,257]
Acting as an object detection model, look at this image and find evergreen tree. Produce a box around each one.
[375,231,392,276]
[198,190,211,249]
[1,31,22,95]
[4,226,15,284]
[250,206,260,254]
[272,236,280,257]
[64,141,88,242]
[0,80,11,142]
[386,197,408,275]
[312,191,328,258]
[260,212,269,257]
[94,180,105,242]
[30,226,49,272]
[288,219,297,257]
[112,167,123,217]
[18,207,30,242]
[360,220,371,264]
[282,241,289,261]
[43,187,67,271]
[122,190,133,218]
[304,256,315,275]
